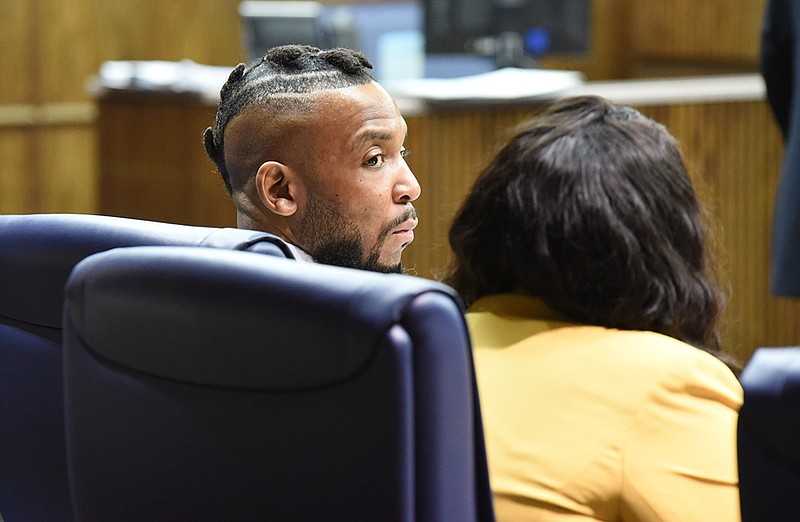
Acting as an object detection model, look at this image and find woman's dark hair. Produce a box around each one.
[446,95,733,365]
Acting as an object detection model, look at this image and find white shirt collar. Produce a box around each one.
[285,243,315,263]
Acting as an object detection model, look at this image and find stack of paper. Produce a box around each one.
[384,67,584,105]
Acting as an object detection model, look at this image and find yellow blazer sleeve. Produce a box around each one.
[620,351,743,522]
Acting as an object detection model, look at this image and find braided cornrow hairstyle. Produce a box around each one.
[203,45,374,195]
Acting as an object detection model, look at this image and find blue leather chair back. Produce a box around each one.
[0,213,291,522]
[738,346,800,521]
[62,246,494,522]
[0,213,291,341]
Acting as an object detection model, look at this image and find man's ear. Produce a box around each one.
[255,161,298,217]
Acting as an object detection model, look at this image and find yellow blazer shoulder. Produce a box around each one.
[467,293,742,522]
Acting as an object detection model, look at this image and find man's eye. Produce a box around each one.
[401,148,410,158]
[365,155,385,167]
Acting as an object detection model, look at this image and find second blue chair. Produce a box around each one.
[738,346,800,521]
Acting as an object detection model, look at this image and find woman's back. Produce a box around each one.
[468,293,742,521]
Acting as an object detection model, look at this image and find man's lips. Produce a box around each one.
[392,219,418,235]
[391,219,417,246]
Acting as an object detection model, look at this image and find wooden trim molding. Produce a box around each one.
[0,102,97,128]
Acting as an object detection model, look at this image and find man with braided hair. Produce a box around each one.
[204,45,420,273]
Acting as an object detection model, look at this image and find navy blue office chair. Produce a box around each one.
[63,246,494,522]
[738,346,800,521]
[0,213,291,522]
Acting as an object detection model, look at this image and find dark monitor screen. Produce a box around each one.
[238,1,418,78]
[238,1,514,79]
[239,1,325,60]
[424,0,591,68]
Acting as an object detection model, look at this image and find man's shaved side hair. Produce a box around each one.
[203,45,375,195]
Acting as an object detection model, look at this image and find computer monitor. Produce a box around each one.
[239,1,327,60]
[424,0,591,68]
[238,1,497,80]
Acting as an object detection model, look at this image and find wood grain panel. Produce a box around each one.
[0,103,97,214]
[404,107,537,279]
[0,129,37,213]
[93,0,244,67]
[637,101,791,363]
[632,0,766,65]
[97,94,234,226]
[37,124,98,213]
[184,102,238,226]
[34,0,245,104]
[1,1,36,104]
[37,0,101,102]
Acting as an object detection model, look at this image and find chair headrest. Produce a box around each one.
[65,246,464,391]
[0,214,291,328]
[740,346,800,465]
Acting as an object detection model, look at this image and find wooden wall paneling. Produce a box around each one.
[744,104,800,354]
[97,97,186,223]
[169,0,247,66]
[185,103,237,227]
[718,103,771,357]
[400,114,435,277]
[722,101,800,362]
[93,0,243,66]
[94,3,160,61]
[37,124,98,213]
[1,0,98,215]
[637,100,798,363]
[404,107,525,279]
[632,0,766,65]
[1,1,36,104]
[404,107,507,277]
[0,110,97,215]
[24,0,100,215]
[0,129,38,213]
[97,94,234,226]
[533,0,766,80]
[585,0,635,79]
[87,0,247,223]
[403,112,452,277]
[37,0,101,103]
[0,2,37,214]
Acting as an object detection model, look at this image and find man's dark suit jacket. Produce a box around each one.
[762,0,800,297]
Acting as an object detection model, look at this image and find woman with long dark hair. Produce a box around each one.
[446,96,742,521]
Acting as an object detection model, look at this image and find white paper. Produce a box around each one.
[384,67,584,104]
[95,60,232,101]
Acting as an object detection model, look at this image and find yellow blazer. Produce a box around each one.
[467,293,743,522]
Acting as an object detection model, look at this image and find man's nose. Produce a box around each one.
[394,162,421,204]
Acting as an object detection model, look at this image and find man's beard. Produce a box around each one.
[299,194,416,274]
